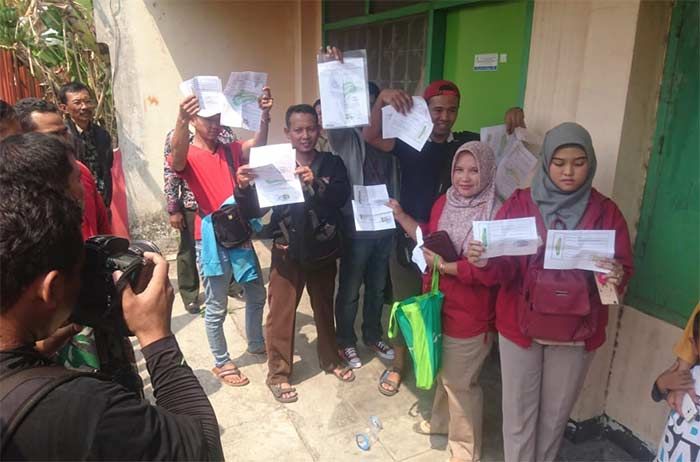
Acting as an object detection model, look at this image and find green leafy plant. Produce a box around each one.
[0,0,116,139]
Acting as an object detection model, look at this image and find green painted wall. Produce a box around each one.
[626,0,700,326]
[442,0,529,133]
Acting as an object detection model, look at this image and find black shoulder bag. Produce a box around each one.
[210,144,252,248]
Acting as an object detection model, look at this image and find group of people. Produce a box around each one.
[161,45,636,462]
[4,41,695,462]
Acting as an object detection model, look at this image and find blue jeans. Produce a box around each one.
[196,241,266,367]
[334,234,393,348]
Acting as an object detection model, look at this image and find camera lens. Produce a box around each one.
[128,240,162,257]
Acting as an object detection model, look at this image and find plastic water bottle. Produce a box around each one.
[355,415,383,451]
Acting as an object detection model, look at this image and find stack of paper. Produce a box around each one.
[248,144,304,208]
[381,96,433,151]
[351,184,395,232]
[472,217,539,258]
[317,52,370,129]
[180,73,267,130]
[179,76,224,117]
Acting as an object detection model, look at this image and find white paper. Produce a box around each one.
[381,97,433,151]
[222,71,267,131]
[495,140,538,200]
[595,275,619,305]
[411,226,427,273]
[543,230,616,272]
[352,202,395,232]
[353,184,389,204]
[481,124,514,165]
[381,106,398,138]
[472,217,539,258]
[248,144,304,208]
[351,185,395,232]
[481,124,541,167]
[317,56,369,129]
[474,53,498,71]
[179,76,224,117]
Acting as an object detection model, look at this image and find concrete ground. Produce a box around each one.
[135,240,642,461]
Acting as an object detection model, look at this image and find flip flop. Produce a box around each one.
[329,365,356,383]
[268,383,298,403]
[212,365,249,387]
[413,420,446,436]
[378,367,401,397]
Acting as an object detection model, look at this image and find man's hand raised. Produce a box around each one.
[178,95,200,124]
[258,87,273,113]
[380,89,413,115]
[319,45,343,63]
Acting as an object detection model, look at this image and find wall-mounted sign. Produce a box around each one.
[474,53,498,71]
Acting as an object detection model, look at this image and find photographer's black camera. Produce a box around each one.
[73,235,161,336]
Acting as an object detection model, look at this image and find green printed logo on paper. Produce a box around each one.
[232,91,258,107]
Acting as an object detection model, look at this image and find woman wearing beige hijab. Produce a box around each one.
[388,141,500,462]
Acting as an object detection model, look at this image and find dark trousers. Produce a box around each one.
[266,245,340,385]
[176,209,200,306]
[334,234,393,348]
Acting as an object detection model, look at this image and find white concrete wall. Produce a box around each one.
[524,0,676,448]
[524,0,640,198]
[93,0,321,240]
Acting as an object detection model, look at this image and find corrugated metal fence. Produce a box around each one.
[0,50,43,103]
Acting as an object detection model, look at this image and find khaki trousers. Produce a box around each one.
[499,334,593,462]
[430,333,494,462]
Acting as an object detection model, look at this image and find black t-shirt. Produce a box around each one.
[392,131,479,223]
[0,336,223,461]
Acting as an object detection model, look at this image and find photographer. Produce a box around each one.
[0,133,223,460]
[10,104,139,393]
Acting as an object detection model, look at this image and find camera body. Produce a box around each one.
[72,235,160,336]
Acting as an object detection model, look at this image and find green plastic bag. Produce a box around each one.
[387,259,443,390]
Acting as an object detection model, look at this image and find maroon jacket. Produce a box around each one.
[421,194,497,339]
[458,188,634,351]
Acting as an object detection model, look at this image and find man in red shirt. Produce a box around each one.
[169,90,273,387]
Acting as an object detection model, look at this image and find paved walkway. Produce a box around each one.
[135,240,639,461]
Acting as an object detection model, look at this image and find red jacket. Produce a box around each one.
[421,194,497,339]
[79,162,111,239]
[459,188,634,351]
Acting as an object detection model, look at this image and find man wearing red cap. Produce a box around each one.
[363,80,524,397]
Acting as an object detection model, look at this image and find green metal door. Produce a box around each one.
[442,0,531,132]
[626,0,700,325]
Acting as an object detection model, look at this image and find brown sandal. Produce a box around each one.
[268,383,298,403]
[329,365,356,382]
[378,367,401,396]
[212,364,249,387]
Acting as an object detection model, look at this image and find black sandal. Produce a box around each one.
[378,367,401,396]
[268,383,298,403]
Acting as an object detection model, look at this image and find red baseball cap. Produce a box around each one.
[423,80,461,102]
